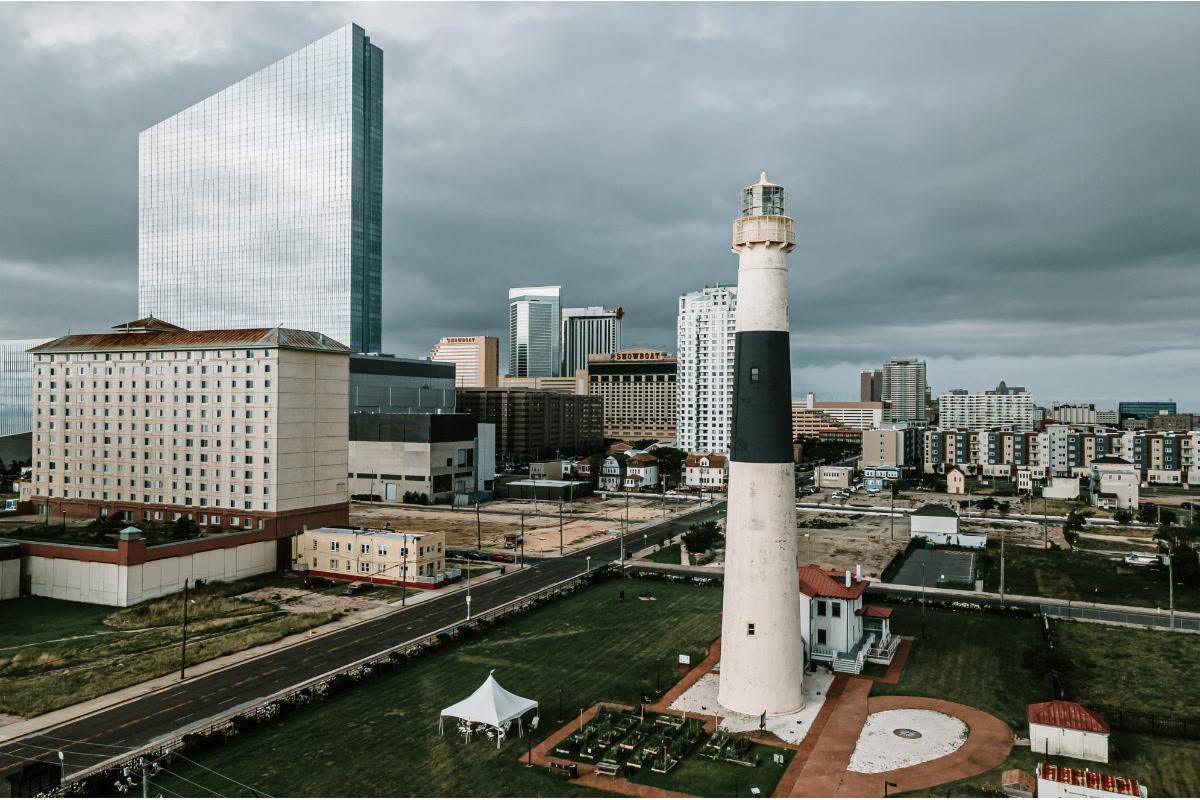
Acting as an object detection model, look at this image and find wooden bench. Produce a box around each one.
[548,760,578,778]
[595,762,621,777]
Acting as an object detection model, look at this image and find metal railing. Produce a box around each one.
[56,570,599,790]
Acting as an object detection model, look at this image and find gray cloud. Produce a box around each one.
[1,2,1198,406]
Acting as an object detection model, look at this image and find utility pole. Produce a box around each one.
[180,578,189,679]
[889,491,895,542]
[920,562,926,638]
[466,558,472,621]
[1168,553,1174,630]
[476,501,481,549]
[520,512,525,568]
[559,496,564,556]
[1043,494,1048,549]
[1000,528,1006,601]
[401,537,408,607]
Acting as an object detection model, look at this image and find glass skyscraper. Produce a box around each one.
[508,286,561,378]
[0,340,41,439]
[138,23,383,353]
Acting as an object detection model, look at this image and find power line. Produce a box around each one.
[171,751,272,797]
[27,734,270,797]
[155,766,226,798]
[147,779,185,798]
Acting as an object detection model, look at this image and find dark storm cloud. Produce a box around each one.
[1,2,1199,404]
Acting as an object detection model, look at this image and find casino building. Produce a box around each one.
[581,349,677,443]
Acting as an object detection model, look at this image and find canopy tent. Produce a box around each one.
[438,671,539,747]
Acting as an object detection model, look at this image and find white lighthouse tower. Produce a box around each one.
[716,173,806,716]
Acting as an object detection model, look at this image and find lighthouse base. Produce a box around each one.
[669,668,834,745]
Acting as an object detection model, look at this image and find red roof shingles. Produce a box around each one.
[685,453,727,468]
[1038,764,1140,796]
[1027,701,1110,734]
[798,564,870,600]
[855,605,892,619]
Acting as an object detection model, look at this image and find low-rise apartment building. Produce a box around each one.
[923,424,1200,485]
[295,526,454,587]
[939,388,1035,431]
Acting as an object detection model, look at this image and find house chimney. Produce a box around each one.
[845,569,852,588]
[856,564,862,580]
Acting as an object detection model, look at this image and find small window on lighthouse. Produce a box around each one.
[750,368,760,382]
[747,623,755,636]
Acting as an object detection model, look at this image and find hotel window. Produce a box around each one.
[746,623,755,636]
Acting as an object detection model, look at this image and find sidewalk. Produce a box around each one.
[0,565,515,744]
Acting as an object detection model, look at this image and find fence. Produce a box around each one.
[1041,602,1200,633]
[1092,705,1200,740]
[56,569,604,795]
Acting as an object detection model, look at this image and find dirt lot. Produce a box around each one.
[794,509,908,577]
[350,496,687,556]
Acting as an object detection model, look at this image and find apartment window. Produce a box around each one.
[831,603,842,618]
[747,623,755,636]
[330,541,341,552]
[359,562,370,573]
[816,600,827,616]
[311,539,318,550]
[361,543,371,555]
[330,559,340,570]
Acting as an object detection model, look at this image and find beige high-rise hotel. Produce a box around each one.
[429,336,499,388]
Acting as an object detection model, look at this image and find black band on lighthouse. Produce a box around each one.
[730,330,793,463]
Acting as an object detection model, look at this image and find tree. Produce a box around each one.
[1160,509,1178,527]
[172,516,199,539]
[997,501,1011,517]
[683,520,722,554]
[1137,506,1157,525]
[977,497,998,512]
[1113,508,1134,524]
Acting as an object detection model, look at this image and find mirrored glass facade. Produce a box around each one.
[138,24,383,353]
[508,286,561,377]
[0,340,41,438]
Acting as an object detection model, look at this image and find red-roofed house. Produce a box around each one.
[1029,701,1111,763]
[798,564,900,673]
[1036,763,1146,798]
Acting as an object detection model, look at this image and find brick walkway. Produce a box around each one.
[778,681,1012,797]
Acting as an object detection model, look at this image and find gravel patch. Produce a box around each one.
[848,708,968,773]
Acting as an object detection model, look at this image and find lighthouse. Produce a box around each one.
[716,173,806,716]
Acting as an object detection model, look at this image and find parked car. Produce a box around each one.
[1124,552,1161,567]
[303,576,334,590]
[344,581,375,596]
[490,553,516,563]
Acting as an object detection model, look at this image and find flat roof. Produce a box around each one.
[310,526,432,540]
[509,479,590,488]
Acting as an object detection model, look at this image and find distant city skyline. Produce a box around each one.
[2,4,1199,405]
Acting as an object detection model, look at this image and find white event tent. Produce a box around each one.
[438,671,539,747]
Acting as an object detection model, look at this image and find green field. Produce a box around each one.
[975,542,1198,611]
[1052,620,1200,717]
[869,605,1054,726]
[0,577,335,717]
[154,578,725,797]
[878,606,1200,797]
[647,543,684,564]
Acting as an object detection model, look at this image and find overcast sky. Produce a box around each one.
[1,2,1198,407]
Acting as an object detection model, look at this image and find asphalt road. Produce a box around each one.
[0,502,726,780]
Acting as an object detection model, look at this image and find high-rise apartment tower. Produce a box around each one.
[882,357,928,424]
[676,286,737,453]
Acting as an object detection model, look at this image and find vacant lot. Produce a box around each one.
[794,509,907,576]
[0,577,337,718]
[155,578,724,797]
[351,496,685,555]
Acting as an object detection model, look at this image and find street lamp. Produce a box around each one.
[804,533,811,565]
[466,558,472,621]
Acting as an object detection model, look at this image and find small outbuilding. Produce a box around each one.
[909,504,987,549]
[1028,700,1110,763]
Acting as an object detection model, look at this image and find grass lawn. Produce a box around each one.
[647,543,683,564]
[1052,620,1200,717]
[0,578,335,717]
[629,742,793,797]
[907,732,1200,798]
[154,578,723,798]
[975,542,1199,611]
[869,605,1054,727]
